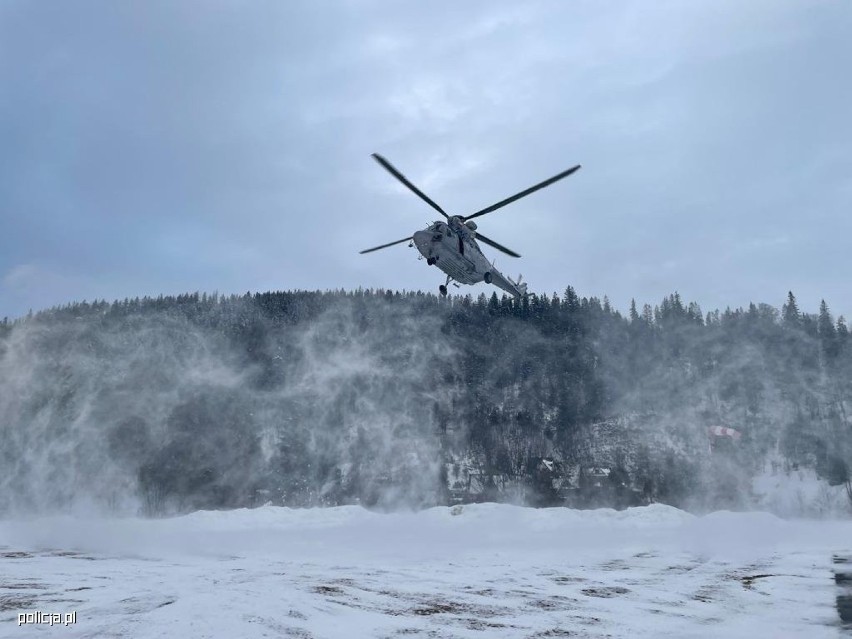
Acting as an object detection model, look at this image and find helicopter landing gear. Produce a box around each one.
[484,271,492,284]
[427,256,436,266]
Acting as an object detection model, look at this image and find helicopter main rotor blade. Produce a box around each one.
[359,236,413,254]
[465,164,581,221]
[475,232,520,258]
[372,153,449,220]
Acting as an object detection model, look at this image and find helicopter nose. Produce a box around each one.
[412,230,432,257]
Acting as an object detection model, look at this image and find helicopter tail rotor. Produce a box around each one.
[508,274,528,297]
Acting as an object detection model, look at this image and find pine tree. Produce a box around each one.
[782,291,800,327]
[687,302,703,324]
[837,316,848,339]
[818,300,835,336]
[563,286,580,313]
[488,292,499,314]
[818,300,838,361]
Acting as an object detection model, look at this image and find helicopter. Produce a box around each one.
[361,153,581,297]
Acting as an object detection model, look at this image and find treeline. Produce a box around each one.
[0,287,849,515]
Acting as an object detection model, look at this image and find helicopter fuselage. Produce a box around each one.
[410,217,525,297]
[412,219,487,285]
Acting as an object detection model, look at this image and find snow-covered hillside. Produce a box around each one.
[1,504,850,638]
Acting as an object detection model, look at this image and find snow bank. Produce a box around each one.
[1,503,848,563]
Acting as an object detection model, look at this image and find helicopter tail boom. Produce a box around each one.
[489,270,527,299]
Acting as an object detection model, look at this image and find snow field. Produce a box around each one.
[1,504,850,638]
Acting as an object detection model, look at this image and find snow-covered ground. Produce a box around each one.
[1,504,850,638]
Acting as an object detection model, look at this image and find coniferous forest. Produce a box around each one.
[1,287,850,516]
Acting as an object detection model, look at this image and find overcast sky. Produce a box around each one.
[1,1,850,321]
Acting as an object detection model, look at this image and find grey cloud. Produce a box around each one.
[1,1,850,319]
